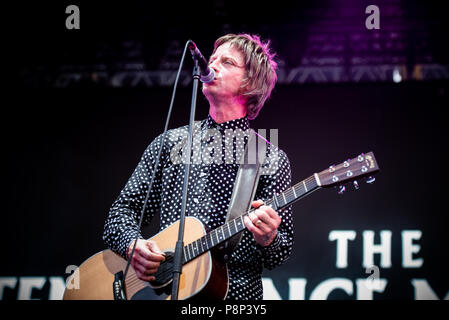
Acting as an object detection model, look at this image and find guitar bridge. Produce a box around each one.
[113,271,126,300]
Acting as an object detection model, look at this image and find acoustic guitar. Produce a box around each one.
[63,152,379,300]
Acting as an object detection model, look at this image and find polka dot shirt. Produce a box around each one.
[103,115,293,300]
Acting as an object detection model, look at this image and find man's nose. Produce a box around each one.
[209,61,219,73]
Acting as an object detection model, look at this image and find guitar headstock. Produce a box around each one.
[317,152,380,189]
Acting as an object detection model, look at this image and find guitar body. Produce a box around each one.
[63,217,229,300]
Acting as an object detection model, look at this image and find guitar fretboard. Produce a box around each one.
[182,175,320,264]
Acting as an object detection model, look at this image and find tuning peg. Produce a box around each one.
[337,185,346,195]
[366,176,376,184]
[353,180,359,190]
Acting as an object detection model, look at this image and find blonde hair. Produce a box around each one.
[213,33,278,120]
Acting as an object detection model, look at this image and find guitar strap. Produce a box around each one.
[220,129,267,262]
[180,122,266,262]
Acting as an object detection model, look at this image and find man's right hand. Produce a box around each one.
[127,239,165,282]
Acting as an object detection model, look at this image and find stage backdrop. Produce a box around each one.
[1,80,448,300]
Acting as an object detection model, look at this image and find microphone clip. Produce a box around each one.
[187,40,215,83]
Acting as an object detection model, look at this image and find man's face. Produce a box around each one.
[202,42,247,103]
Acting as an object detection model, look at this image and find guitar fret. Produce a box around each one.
[303,180,308,192]
[236,216,244,232]
[184,247,189,262]
[292,186,297,198]
[285,190,295,203]
[299,183,305,195]
[272,194,280,210]
[216,229,221,243]
[314,173,322,187]
[234,219,240,233]
[206,233,213,248]
[224,222,228,237]
[283,192,290,204]
[293,184,300,196]
[304,178,311,191]
[202,236,208,251]
[282,192,287,206]
[306,177,317,191]
[209,231,214,245]
[299,183,305,196]
[212,230,218,245]
[225,222,231,238]
[193,241,198,257]
[301,183,307,194]
[196,239,202,255]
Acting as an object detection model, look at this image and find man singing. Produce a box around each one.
[103,33,293,300]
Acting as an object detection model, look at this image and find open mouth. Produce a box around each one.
[204,78,217,85]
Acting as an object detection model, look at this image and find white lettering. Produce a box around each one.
[365,5,380,30]
[0,277,17,299]
[65,265,80,290]
[65,5,80,30]
[182,304,215,317]
[262,277,282,300]
[363,230,392,268]
[309,278,353,300]
[329,230,357,268]
[402,230,423,268]
[49,277,66,300]
[18,277,46,300]
[411,279,449,300]
[288,278,307,300]
[356,278,387,300]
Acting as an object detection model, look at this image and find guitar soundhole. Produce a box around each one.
[149,251,174,288]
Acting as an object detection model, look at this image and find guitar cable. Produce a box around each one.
[120,40,191,297]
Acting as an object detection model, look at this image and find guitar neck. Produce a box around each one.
[182,174,321,263]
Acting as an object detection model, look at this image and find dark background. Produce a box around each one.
[2,0,448,300]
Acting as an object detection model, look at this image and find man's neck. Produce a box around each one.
[208,99,247,124]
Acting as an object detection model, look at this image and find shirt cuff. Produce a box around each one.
[259,232,282,256]
[119,231,144,260]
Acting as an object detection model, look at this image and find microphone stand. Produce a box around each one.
[171,58,200,300]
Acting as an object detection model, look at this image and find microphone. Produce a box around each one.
[187,40,215,84]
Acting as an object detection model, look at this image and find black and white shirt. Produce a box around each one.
[103,115,293,300]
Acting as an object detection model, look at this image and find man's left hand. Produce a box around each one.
[244,199,281,247]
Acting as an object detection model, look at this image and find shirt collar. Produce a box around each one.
[206,114,250,132]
